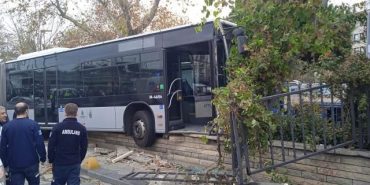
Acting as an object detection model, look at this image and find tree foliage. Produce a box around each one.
[54,1,189,47]
[0,0,64,55]
[0,22,17,61]
[51,0,189,46]
[0,0,190,59]
[212,0,358,157]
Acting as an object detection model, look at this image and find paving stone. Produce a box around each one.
[277,167,302,177]
[286,174,336,185]
[326,176,352,185]
[353,180,370,185]
[318,167,370,183]
[302,171,326,182]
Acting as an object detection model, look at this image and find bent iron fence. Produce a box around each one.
[230,84,368,184]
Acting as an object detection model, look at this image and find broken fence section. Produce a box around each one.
[231,84,369,184]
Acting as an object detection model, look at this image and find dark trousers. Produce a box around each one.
[52,164,80,185]
[9,163,40,185]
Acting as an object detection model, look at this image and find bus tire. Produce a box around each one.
[132,110,156,147]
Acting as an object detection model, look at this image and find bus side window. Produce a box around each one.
[117,64,140,94]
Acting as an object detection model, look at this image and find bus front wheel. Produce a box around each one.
[132,110,156,147]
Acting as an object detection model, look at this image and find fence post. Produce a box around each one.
[240,125,251,178]
[367,88,370,146]
[349,89,357,146]
[230,110,244,184]
[230,112,238,176]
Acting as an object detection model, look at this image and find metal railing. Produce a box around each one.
[230,84,367,184]
[124,171,235,184]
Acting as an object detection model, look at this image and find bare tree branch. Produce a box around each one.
[132,0,160,34]
[9,17,36,53]
[322,0,328,7]
[51,0,96,38]
[134,0,140,6]
[97,0,124,37]
[117,0,134,35]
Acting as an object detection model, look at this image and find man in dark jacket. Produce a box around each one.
[0,106,7,126]
[0,102,46,185]
[48,103,88,185]
[0,106,7,140]
[0,106,7,145]
[0,106,10,185]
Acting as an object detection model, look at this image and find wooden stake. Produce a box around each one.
[111,151,134,163]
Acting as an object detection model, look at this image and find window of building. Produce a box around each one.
[353,46,366,54]
[353,33,361,42]
[360,33,366,40]
[353,32,366,43]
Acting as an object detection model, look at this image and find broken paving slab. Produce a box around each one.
[112,151,134,163]
[94,147,114,155]
[116,146,129,152]
[128,153,153,164]
[81,167,148,185]
[247,183,286,185]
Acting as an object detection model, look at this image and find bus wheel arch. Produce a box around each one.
[123,103,156,147]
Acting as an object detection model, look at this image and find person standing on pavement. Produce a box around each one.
[48,103,88,185]
[0,106,8,184]
[0,106,8,141]
[0,102,46,185]
[0,106,8,127]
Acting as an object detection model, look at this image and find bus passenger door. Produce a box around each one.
[166,50,184,130]
[33,68,45,123]
[45,66,58,123]
[165,43,214,132]
[33,66,58,125]
[181,49,213,126]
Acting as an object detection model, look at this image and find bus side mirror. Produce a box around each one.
[232,28,249,55]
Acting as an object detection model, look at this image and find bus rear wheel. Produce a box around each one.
[132,110,155,147]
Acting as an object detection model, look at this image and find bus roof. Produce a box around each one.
[16,47,70,60]
[6,20,236,64]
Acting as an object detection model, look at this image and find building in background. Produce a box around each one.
[352,2,366,54]
[352,22,366,54]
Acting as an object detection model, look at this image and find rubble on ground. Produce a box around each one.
[89,146,178,172]
[39,144,215,185]
[86,145,189,184]
[39,163,110,185]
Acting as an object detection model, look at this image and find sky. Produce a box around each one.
[0,0,366,46]
[0,0,365,26]
[331,0,363,6]
[178,0,366,24]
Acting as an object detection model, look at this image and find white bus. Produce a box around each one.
[0,21,247,147]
